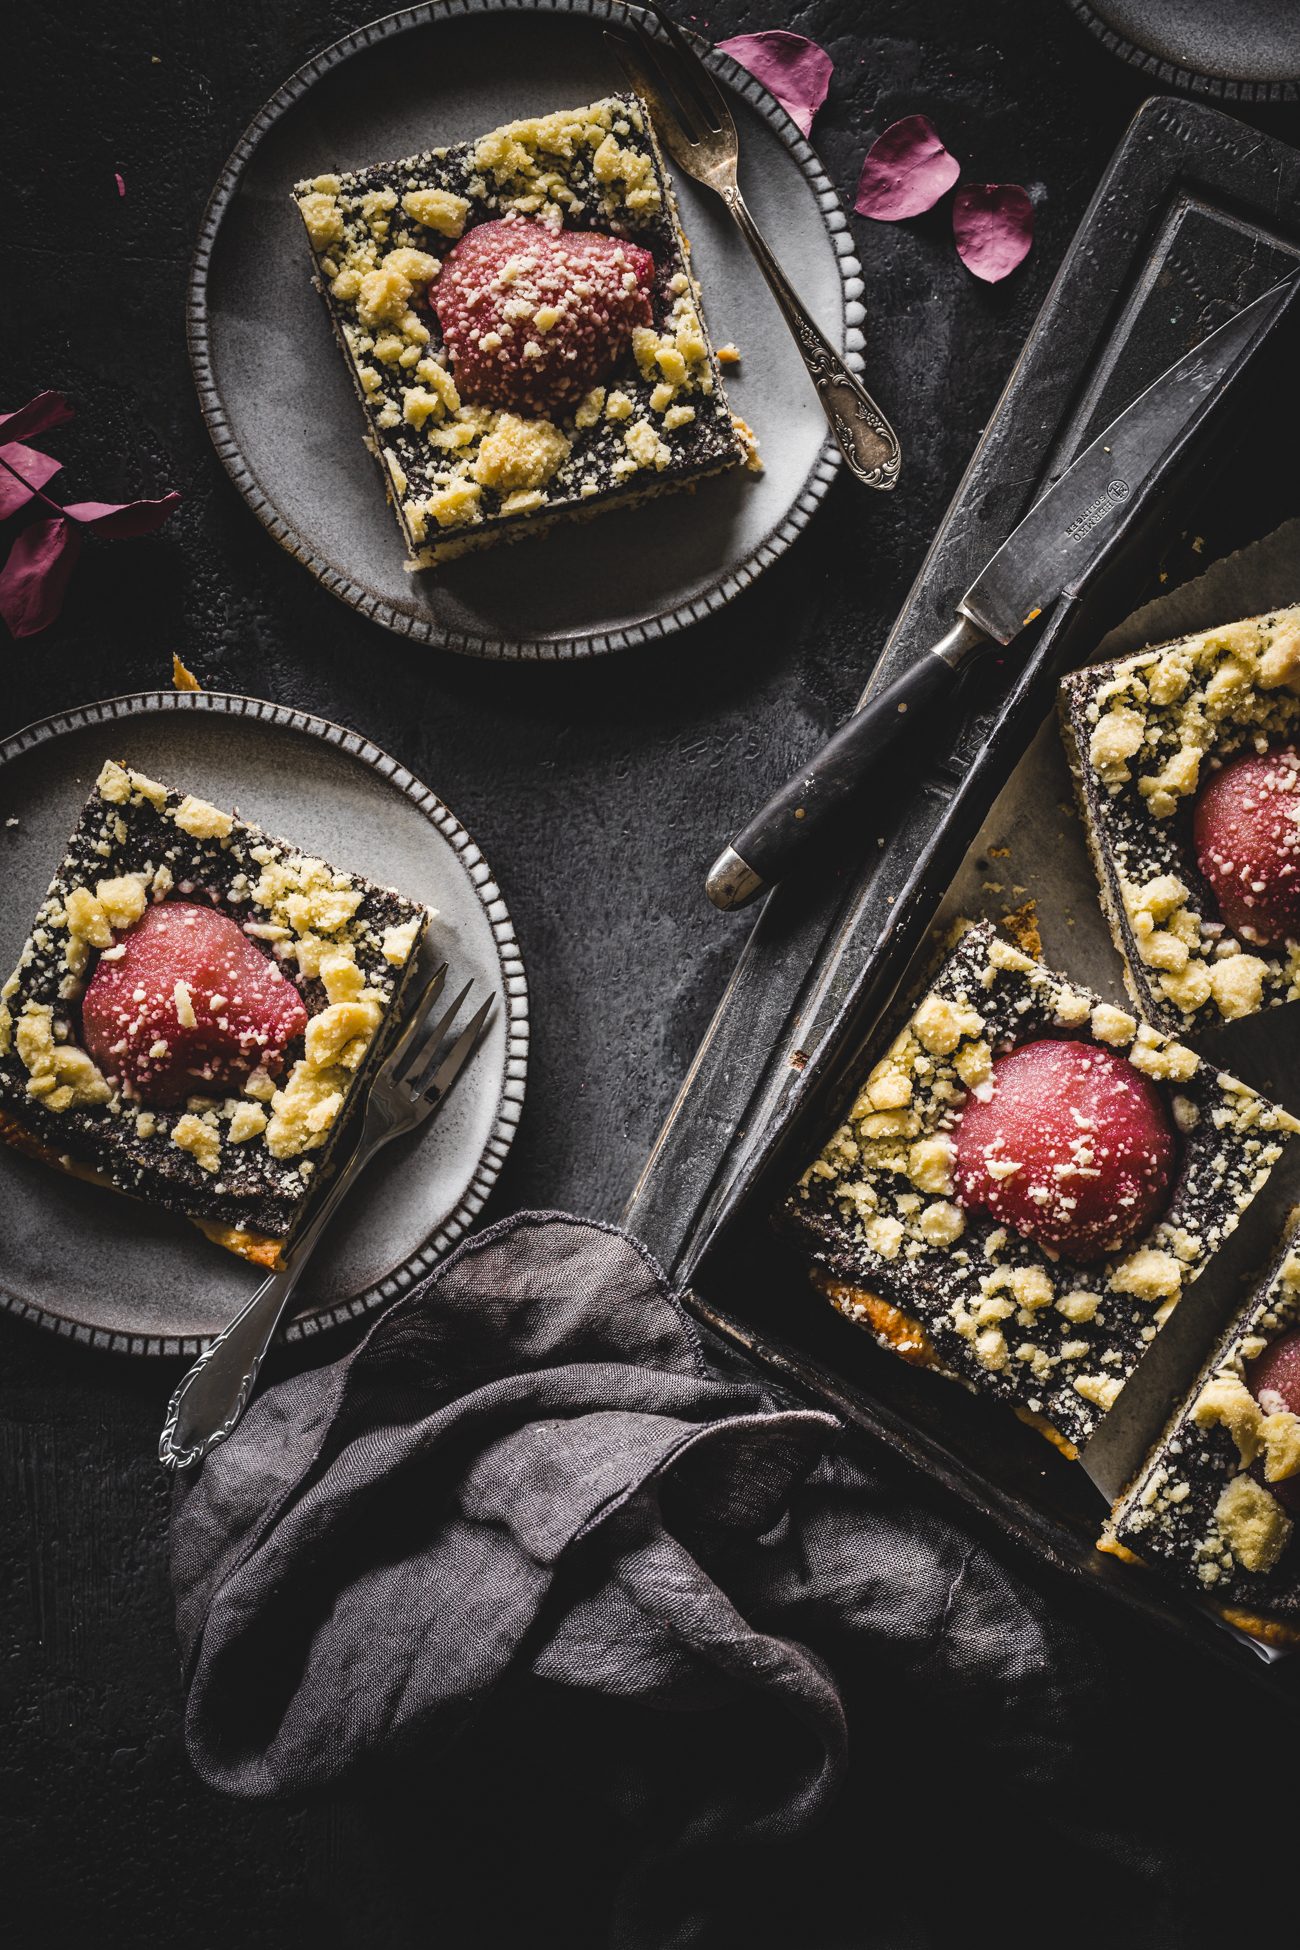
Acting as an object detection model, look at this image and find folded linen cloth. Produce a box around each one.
[170,1211,1161,1944]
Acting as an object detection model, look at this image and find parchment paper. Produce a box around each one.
[932,520,1300,1511]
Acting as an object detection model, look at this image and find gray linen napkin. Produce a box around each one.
[170,1211,1164,1946]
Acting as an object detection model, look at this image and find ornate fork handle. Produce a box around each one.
[721,184,901,490]
[159,1143,364,1469]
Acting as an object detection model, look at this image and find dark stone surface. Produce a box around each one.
[1,4,1298,1943]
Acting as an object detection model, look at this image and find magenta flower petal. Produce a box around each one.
[0,441,62,520]
[717,31,832,138]
[952,183,1034,282]
[62,490,181,537]
[0,390,74,445]
[0,516,83,637]
[855,114,960,221]
[115,171,126,197]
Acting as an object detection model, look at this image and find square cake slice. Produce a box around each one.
[1059,604,1300,1037]
[292,94,752,566]
[782,922,1298,1456]
[1103,1213,1300,1646]
[0,761,429,1265]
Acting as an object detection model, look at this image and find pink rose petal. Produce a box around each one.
[0,392,177,632]
[115,171,126,197]
[952,183,1034,282]
[717,31,832,138]
[855,114,960,221]
[62,490,180,537]
[0,442,62,520]
[0,516,83,637]
[0,391,74,444]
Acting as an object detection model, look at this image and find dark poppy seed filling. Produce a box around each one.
[1058,605,1300,1035]
[433,217,655,416]
[951,1039,1176,1262]
[1107,1218,1300,1639]
[1248,1328,1300,1516]
[81,901,307,1107]
[291,95,751,566]
[1193,742,1300,949]
[783,922,1297,1453]
[0,760,428,1254]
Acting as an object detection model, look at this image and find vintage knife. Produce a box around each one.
[706,276,1299,911]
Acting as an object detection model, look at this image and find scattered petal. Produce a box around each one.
[115,171,126,197]
[0,391,74,445]
[952,183,1034,282]
[172,653,201,692]
[0,394,177,631]
[717,31,833,138]
[0,517,83,637]
[62,490,180,537]
[0,442,62,520]
[855,114,960,221]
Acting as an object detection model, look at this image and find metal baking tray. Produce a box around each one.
[624,94,1300,1682]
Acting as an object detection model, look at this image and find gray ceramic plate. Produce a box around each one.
[1067,0,1300,98]
[0,693,527,1354]
[188,0,865,659]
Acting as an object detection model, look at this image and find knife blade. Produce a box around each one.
[706,274,1300,911]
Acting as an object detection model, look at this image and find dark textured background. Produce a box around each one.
[2,4,1297,1944]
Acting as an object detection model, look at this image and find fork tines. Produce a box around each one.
[385,967,494,1107]
[418,995,494,1104]
[382,961,450,1075]
[608,3,735,150]
[399,978,474,1095]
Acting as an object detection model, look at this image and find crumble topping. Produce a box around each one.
[401,187,469,236]
[1090,1001,1136,1045]
[786,921,1297,1450]
[381,917,421,966]
[265,1061,346,1160]
[173,794,233,841]
[1061,606,1300,1030]
[471,414,570,491]
[631,308,713,414]
[1109,1248,1182,1302]
[227,1101,267,1144]
[1191,1372,1300,1483]
[0,761,430,1244]
[96,875,149,931]
[623,420,669,472]
[1213,1475,1291,1574]
[13,1001,110,1111]
[1110,1227,1300,1618]
[291,93,748,565]
[470,105,662,221]
[251,854,364,943]
[239,854,399,1159]
[172,1111,222,1174]
[298,188,345,250]
[1074,1372,1124,1413]
[64,885,115,949]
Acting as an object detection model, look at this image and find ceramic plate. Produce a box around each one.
[188,0,866,659]
[0,693,527,1354]
[1067,0,1300,98]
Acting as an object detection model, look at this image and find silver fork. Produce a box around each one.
[158,963,493,1470]
[609,2,901,491]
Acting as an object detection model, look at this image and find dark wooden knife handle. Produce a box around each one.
[706,619,987,910]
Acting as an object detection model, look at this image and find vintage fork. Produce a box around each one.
[158,962,494,1470]
[608,1,901,490]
